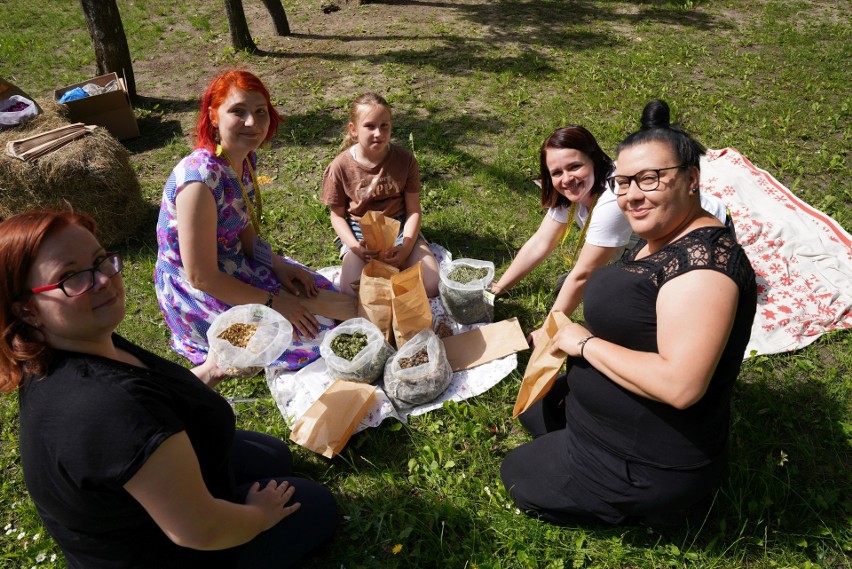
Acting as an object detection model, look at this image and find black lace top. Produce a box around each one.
[565,226,757,469]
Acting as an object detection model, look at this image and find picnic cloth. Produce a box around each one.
[701,148,852,356]
[266,244,518,433]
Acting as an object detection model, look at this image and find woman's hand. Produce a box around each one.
[244,480,301,532]
[274,263,319,298]
[527,325,547,348]
[190,353,229,388]
[549,321,592,358]
[271,295,321,339]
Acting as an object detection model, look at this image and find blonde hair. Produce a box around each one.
[340,92,392,151]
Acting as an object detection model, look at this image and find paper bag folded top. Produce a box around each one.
[358,260,399,342]
[289,379,377,458]
[359,211,400,259]
[390,263,432,348]
[511,310,570,418]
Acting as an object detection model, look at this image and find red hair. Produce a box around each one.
[0,210,97,393]
[194,70,281,152]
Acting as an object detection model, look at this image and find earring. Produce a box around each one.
[691,187,699,193]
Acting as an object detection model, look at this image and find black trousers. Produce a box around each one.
[231,431,337,568]
[500,375,724,525]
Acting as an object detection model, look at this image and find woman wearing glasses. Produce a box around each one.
[0,210,336,567]
[490,125,727,345]
[500,100,756,525]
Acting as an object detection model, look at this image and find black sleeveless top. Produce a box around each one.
[566,226,756,469]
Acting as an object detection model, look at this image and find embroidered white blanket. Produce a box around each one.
[701,148,852,356]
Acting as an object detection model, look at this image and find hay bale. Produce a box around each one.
[0,101,147,246]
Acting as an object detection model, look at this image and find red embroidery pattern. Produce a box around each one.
[702,148,852,354]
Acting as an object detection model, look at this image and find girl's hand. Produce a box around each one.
[275,264,319,298]
[244,480,301,532]
[382,240,414,268]
[549,321,592,358]
[352,242,380,263]
[272,296,322,339]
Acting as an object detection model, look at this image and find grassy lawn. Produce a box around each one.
[1,0,850,567]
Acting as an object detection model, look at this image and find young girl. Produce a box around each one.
[321,93,440,297]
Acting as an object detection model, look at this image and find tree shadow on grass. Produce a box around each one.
[125,96,198,153]
[257,0,730,77]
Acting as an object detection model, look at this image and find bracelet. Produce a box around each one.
[577,334,595,359]
[264,290,275,308]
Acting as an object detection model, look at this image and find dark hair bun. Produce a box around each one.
[640,99,671,130]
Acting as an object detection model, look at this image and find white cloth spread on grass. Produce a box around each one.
[701,148,852,356]
[266,245,518,433]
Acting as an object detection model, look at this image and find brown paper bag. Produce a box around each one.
[442,318,530,372]
[359,211,400,259]
[289,379,377,458]
[279,287,358,322]
[391,263,432,348]
[512,310,571,418]
[357,260,399,342]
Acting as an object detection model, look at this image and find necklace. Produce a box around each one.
[217,145,262,235]
[560,194,599,268]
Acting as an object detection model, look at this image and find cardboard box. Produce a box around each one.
[54,72,139,141]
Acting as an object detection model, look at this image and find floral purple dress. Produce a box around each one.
[155,148,336,370]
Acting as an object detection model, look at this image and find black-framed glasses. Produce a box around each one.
[31,253,123,297]
[606,165,685,196]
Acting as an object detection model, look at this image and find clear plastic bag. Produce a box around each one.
[320,317,394,384]
[0,95,38,128]
[438,258,495,324]
[207,304,293,377]
[382,328,453,407]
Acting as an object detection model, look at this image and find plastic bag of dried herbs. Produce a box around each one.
[382,328,453,407]
[207,304,293,377]
[320,317,395,384]
[438,258,495,324]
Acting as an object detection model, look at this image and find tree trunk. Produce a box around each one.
[78,0,136,102]
[224,0,258,53]
[261,0,291,36]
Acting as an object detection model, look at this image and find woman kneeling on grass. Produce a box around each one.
[490,125,729,345]
[500,100,757,525]
[0,210,336,568]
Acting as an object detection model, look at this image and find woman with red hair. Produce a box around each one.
[155,70,335,372]
[0,209,336,567]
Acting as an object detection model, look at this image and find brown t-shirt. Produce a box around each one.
[321,144,421,221]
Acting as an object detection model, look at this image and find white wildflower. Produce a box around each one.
[36,553,46,562]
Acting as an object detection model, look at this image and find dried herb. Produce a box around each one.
[330,332,369,360]
[217,323,258,348]
[448,265,489,284]
[398,348,429,369]
[435,321,454,339]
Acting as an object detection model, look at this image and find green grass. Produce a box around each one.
[1,0,850,567]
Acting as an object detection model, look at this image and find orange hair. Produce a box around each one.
[194,70,282,152]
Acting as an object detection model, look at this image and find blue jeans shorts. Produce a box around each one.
[335,214,426,259]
